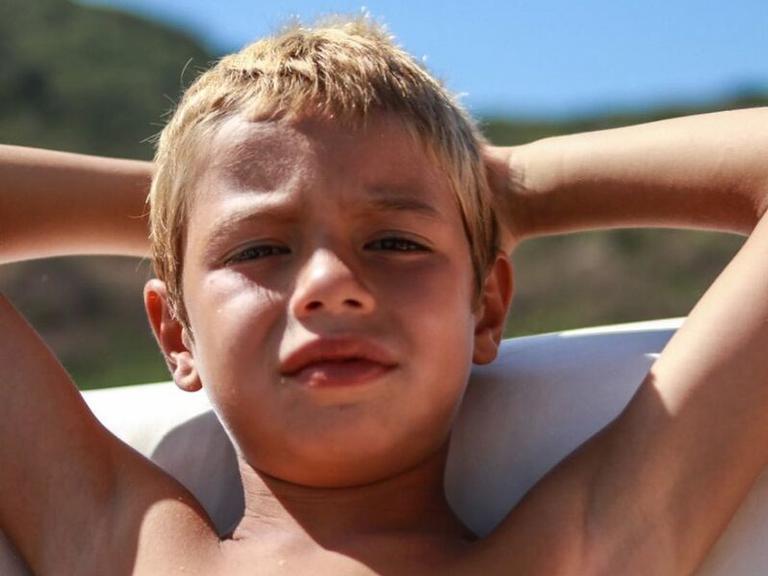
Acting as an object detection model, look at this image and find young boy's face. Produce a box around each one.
[148,111,511,487]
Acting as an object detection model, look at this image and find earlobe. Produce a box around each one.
[143,279,202,392]
[168,347,201,392]
[472,253,514,365]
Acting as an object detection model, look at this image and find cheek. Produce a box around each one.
[186,270,286,392]
[375,255,477,410]
[376,255,476,339]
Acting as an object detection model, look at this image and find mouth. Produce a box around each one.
[280,338,397,388]
[287,358,394,387]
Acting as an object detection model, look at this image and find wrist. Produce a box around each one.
[501,137,567,242]
[485,145,536,252]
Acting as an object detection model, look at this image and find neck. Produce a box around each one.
[230,442,474,550]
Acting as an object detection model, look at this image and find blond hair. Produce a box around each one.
[149,15,498,326]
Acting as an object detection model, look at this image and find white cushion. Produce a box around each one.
[4,318,768,573]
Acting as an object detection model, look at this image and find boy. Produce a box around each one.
[2,16,768,575]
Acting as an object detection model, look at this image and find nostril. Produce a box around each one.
[344,299,363,308]
[306,301,323,311]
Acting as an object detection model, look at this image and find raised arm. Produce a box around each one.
[0,147,216,573]
[0,144,151,263]
[486,107,768,249]
[476,108,768,574]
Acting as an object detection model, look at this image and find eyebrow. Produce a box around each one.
[199,201,296,258]
[199,185,445,260]
[366,185,445,221]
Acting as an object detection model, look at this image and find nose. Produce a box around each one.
[290,248,375,318]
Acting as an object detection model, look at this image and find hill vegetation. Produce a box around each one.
[1,0,762,388]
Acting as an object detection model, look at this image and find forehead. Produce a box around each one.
[192,112,455,207]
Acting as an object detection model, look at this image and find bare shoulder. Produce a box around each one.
[103,447,223,575]
[40,410,223,575]
[0,295,220,574]
[452,473,591,576]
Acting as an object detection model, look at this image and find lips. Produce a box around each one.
[280,338,397,387]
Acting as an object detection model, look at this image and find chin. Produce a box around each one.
[243,424,450,488]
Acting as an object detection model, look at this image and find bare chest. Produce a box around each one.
[211,536,474,576]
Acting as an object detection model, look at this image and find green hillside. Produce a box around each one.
[0,0,764,388]
[1,0,209,158]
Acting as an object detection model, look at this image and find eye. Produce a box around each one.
[227,244,290,264]
[366,237,430,252]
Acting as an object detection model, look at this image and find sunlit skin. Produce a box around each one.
[145,112,513,561]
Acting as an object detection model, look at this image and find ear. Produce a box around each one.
[472,253,514,365]
[143,279,201,392]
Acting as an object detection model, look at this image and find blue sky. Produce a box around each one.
[78,0,767,117]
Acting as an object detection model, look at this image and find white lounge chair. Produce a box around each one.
[3,318,767,574]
